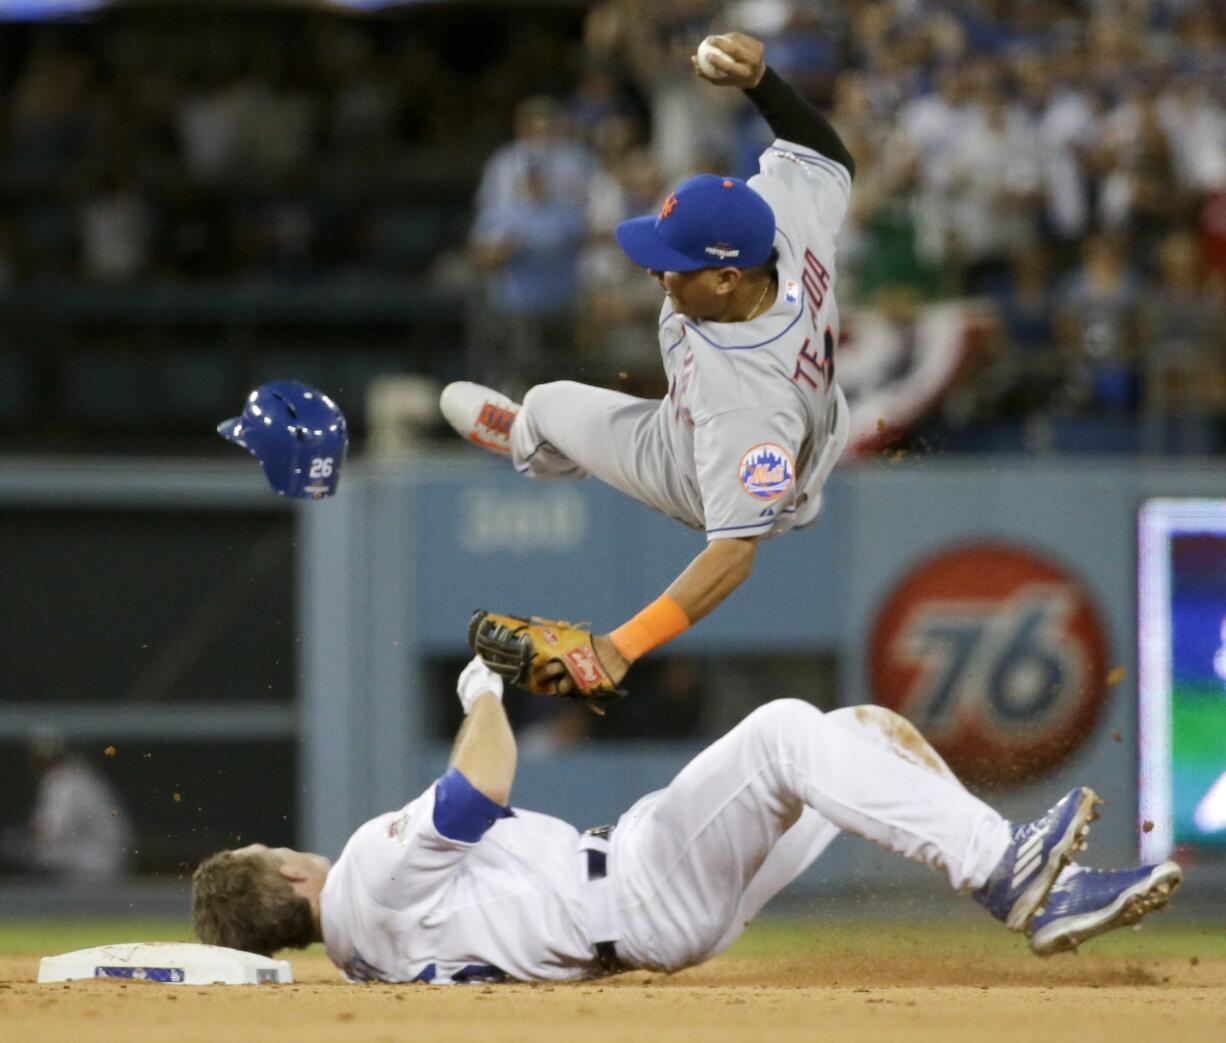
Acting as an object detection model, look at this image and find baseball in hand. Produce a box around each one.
[695,38,732,79]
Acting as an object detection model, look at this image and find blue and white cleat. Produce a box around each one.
[973,786,1102,932]
[1029,860,1182,956]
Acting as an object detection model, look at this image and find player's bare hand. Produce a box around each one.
[691,33,766,89]
[533,659,568,693]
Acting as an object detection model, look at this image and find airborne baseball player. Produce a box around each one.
[443,33,854,700]
[192,659,1182,981]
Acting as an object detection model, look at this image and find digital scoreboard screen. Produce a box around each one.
[1139,499,1226,861]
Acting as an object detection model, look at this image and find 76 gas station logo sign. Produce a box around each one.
[870,543,1109,787]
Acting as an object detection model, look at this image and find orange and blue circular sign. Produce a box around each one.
[869,541,1110,788]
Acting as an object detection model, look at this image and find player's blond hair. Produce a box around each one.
[191,851,315,957]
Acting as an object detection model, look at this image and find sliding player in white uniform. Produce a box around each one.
[192,659,1182,981]
[442,33,854,691]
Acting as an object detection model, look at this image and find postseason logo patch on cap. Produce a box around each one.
[738,443,795,502]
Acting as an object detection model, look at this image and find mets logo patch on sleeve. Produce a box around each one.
[738,443,795,502]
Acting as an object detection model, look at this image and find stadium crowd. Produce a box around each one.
[468,0,1226,447]
[1,0,1224,449]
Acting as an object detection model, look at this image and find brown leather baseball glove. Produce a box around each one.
[467,610,627,714]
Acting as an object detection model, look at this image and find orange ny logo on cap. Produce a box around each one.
[659,194,678,220]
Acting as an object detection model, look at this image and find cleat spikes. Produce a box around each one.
[1029,860,1182,956]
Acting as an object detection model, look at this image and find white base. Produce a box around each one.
[38,942,293,985]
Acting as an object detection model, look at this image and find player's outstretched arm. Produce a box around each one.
[591,537,757,683]
[451,658,517,806]
[693,32,855,178]
[664,536,757,619]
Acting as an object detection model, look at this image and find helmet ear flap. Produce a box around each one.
[219,381,348,499]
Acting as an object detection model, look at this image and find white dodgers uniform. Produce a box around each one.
[320,700,1009,984]
[509,138,852,541]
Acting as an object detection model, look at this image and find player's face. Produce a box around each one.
[651,268,730,320]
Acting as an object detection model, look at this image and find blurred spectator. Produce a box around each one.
[470,159,589,394]
[1029,50,1099,259]
[1141,231,1226,438]
[1000,242,1055,356]
[994,242,1063,419]
[242,60,318,181]
[893,65,972,271]
[175,65,261,183]
[843,120,946,305]
[1100,85,1186,266]
[467,96,593,388]
[584,114,642,236]
[79,171,153,283]
[474,96,594,213]
[1055,232,1142,413]
[946,81,1041,295]
[1158,74,1226,196]
[0,732,133,879]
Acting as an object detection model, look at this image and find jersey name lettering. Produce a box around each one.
[801,247,831,327]
[792,327,834,391]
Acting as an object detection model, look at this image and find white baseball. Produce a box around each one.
[696,39,733,79]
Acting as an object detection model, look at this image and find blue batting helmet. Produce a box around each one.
[218,380,348,499]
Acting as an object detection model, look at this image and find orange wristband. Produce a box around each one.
[609,594,691,663]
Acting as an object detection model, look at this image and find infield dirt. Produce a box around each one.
[2,942,1223,1043]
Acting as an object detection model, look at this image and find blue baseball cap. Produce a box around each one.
[615,174,776,272]
[219,380,348,499]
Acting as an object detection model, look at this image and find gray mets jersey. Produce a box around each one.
[655,137,852,540]
[510,137,851,541]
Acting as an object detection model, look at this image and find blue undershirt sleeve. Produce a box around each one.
[431,767,515,844]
